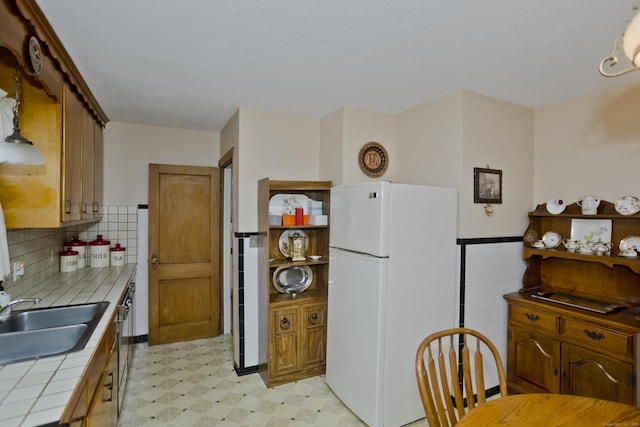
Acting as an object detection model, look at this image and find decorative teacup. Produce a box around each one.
[619,248,637,258]
[589,240,613,256]
[532,240,545,249]
[562,239,580,253]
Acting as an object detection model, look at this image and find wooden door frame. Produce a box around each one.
[219,148,234,335]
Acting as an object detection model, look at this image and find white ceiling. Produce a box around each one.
[35,0,640,132]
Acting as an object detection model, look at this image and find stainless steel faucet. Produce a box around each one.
[0,298,41,316]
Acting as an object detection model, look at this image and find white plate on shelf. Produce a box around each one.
[546,198,566,215]
[542,231,561,248]
[278,229,308,258]
[308,255,322,261]
[619,236,640,252]
[615,196,640,216]
[269,194,310,215]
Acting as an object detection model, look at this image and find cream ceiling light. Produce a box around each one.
[0,63,44,165]
[600,4,640,77]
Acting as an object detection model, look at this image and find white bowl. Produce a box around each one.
[309,255,322,261]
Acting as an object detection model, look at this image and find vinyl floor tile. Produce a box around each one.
[118,334,428,427]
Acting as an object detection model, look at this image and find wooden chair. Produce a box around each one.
[415,327,508,426]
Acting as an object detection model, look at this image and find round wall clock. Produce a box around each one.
[358,142,389,177]
[28,36,43,75]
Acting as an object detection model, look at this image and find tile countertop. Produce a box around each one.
[0,264,136,427]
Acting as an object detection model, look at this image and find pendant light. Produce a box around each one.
[599,4,640,77]
[0,63,44,165]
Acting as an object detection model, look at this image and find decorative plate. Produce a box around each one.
[542,231,561,248]
[545,198,566,214]
[268,194,310,215]
[28,36,43,75]
[358,142,388,177]
[272,265,313,296]
[278,229,308,258]
[615,196,640,215]
[570,219,612,247]
[619,236,640,252]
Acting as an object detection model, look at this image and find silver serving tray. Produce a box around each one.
[272,265,313,296]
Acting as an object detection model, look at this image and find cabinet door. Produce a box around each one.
[508,326,560,393]
[302,303,326,369]
[271,307,299,376]
[93,122,103,217]
[81,108,95,220]
[87,343,117,427]
[63,84,82,221]
[562,343,634,405]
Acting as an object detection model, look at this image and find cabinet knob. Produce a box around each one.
[280,317,291,330]
[524,313,540,322]
[309,312,318,325]
[105,371,114,402]
[583,329,605,341]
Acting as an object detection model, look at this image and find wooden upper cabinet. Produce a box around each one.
[0,0,107,228]
[63,83,83,222]
[94,120,104,218]
[81,107,95,219]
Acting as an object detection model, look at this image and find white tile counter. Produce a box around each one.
[0,264,136,427]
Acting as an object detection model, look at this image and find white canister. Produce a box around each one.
[89,235,110,268]
[60,247,79,272]
[64,235,87,268]
[110,243,126,266]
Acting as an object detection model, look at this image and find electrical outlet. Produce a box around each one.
[13,261,25,281]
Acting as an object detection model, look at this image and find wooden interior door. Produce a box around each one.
[148,164,221,344]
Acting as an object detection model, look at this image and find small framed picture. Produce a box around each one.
[474,167,502,204]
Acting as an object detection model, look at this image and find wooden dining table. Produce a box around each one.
[456,393,640,426]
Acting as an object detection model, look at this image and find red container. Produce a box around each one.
[295,207,304,226]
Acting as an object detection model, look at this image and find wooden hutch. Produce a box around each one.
[504,200,640,405]
[257,179,331,387]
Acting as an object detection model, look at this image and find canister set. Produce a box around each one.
[60,235,126,272]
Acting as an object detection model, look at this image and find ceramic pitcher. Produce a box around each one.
[577,195,600,215]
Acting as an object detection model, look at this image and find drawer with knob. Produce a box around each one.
[563,318,633,357]
[510,304,559,333]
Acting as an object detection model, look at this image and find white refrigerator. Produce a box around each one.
[326,181,457,427]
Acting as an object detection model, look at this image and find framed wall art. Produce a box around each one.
[474,167,502,204]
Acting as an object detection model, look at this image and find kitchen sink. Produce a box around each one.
[0,301,109,333]
[0,302,109,364]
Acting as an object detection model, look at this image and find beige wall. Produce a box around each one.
[235,108,320,231]
[394,91,534,238]
[319,107,396,186]
[319,108,344,182]
[534,83,640,205]
[461,91,534,238]
[103,121,220,205]
[395,92,463,188]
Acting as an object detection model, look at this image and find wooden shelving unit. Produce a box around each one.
[257,178,331,387]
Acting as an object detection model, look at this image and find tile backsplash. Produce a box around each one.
[3,206,138,297]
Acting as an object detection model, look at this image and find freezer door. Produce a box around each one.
[326,247,389,427]
[330,182,390,257]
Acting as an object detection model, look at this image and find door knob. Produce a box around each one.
[151,256,158,269]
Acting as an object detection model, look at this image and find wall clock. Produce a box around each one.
[28,36,43,75]
[358,142,388,178]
